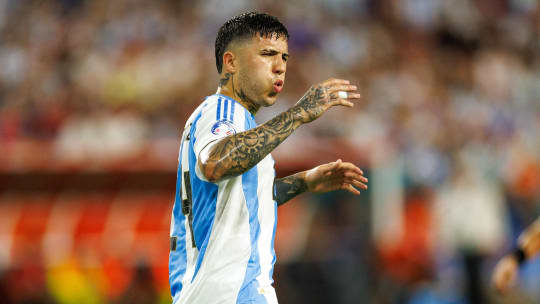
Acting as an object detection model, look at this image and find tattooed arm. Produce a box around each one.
[273,172,308,206]
[199,78,360,183]
[273,160,368,206]
[492,217,540,294]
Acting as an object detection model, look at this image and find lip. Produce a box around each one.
[273,80,283,93]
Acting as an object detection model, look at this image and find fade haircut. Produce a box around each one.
[215,12,289,74]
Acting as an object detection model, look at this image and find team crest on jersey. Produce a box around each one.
[211,120,237,136]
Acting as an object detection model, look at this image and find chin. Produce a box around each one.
[264,92,279,105]
[262,96,277,107]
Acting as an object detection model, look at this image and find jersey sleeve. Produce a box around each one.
[192,97,246,161]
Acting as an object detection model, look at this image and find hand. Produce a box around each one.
[492,255,519,295]
[304,159,368,195]
[293,78,361,124]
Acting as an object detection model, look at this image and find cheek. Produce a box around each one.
[236,58,274,99]
[240,68,268,92]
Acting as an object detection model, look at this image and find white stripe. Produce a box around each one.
[177,180,251,303]
[255,156,277,295]
[232,100,244,131]
[180,216,198,290]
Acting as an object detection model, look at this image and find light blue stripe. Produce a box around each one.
[169,141,188,298]
[230,100,235,121]
[189,111,219,282]
[269,169,277,282]
[224,99,229,121]
[237,110,266,304]
[216,98,221,120]
[170,101,218,298]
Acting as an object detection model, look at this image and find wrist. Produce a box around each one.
[301,169,314,192]
[290,105,309,125]
[512,247,527,266]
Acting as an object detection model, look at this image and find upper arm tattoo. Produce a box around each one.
[273,173,307,206]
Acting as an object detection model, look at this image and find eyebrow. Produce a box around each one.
[261,48,289,59]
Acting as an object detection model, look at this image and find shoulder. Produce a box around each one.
[184,95,218,128]
[193,95,229,122]
[199,95,248,126]
[189,95,247,139]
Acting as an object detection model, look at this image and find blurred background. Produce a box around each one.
[0,0,539,303]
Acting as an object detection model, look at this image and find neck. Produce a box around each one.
[216,73,259,115]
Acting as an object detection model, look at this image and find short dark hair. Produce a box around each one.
[215,12,289,74]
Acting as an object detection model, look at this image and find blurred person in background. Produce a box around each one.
[492,216,540,294]
[168,12,367,304]
[434,155,506,304]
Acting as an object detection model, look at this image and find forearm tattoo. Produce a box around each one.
[203,83,334,181]
[203,106,304,181]
[295,84,334,123]
[273,173,308,206]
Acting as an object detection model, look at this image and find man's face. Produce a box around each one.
[234,33,288,108]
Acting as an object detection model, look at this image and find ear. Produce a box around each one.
[222,50,237,74]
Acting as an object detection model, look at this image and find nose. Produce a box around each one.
[273,57,286,75]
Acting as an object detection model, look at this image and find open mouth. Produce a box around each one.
[273,79,283,93]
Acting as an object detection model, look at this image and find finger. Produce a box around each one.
[330,99,354,108]
[328,84,358,93]
[494,282,504,295]
[323,78,350,86]
[329,91,361,101]
[344,170,367,180]
[495,270,513,295]
[493,265,511,293]
[493,270,505,294]
[496,280,508,295]
[345,93,361,99]
[342,183,361,195]
[337,162,364,175]
[345,179,368,190]
[344,173,368,184]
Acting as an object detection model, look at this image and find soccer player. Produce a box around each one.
[169,12,368,304]
[492,217,540,294]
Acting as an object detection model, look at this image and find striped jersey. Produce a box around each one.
[169,94,278,304]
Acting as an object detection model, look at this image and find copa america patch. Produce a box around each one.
[211,120,237,136]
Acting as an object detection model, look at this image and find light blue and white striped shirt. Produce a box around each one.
[169,94,278,304]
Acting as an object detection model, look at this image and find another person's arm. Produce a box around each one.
[273,159,368,206]
[492,217,540,294]
[198,78,359,182]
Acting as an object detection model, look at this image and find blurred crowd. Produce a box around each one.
[1,0,540,303]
